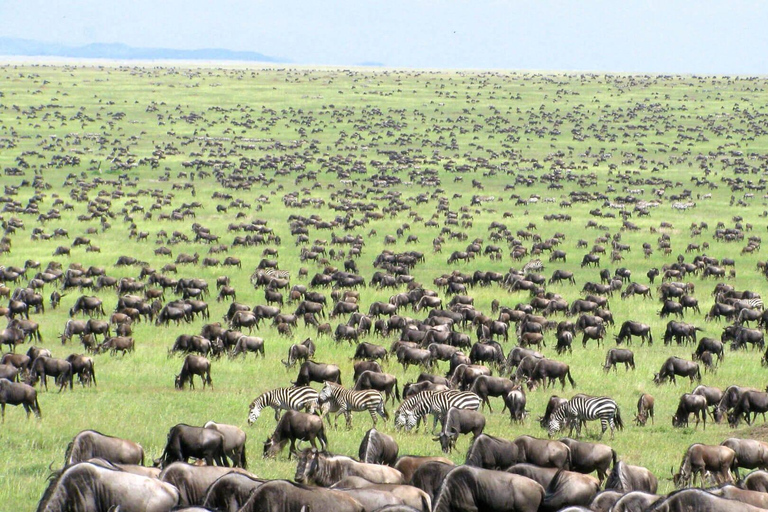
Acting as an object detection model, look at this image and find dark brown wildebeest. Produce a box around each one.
[528,359,576,391]
[36,461,180,512]
[0,363,19,382]
[64,430,144,465]
[295,448,404,485]
[502,387,527,423]
[505,465,599,512]
[294,361,341,387]
[353,360,383,382]
[155,423,229,468]
[358,428,399,466]
[201,472,265,512]
[635,393,655,426]
[175,355,212,390]
[672,393,707,429]
[238,480,364,512]
[653,356,700,385]
[335,324,359,344]
[506,346,544,372]
[0,353,30,373]
[204,421,248,468]
[330,475,432,511]
[353,342,388,362]
[663,321,701,346]
[558,438,616,484]
[69,295,105,317]
[721,438,768,480]
[28,356,73,392]
[433,407,486,453]
[432,465,544,512]
[615,320,652,345]
[98,336,135,356]
[651,488,766,511]
[160,463,252,507]
[263,410,328,459]
[580,325,605,348]
[608,491,661,512]
[282,337,315,367]
[742,470,768,492]
[229,335,265,359]
[673,443,736,487]
[0,378,41,421]
[728,390,768,427]
[603,348,635,372]
[354,371,400,404]
[409,460,456,501]
[605,461,658,493]
[397,346,434,372]
[65,354,96,387]
[469,375,517,412]
[0,326,24,352]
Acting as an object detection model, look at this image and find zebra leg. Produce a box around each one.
[369,409,377,426]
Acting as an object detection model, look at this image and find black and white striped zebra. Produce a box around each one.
[247,386,318,425]
[522,259,544,274]
[548,395,623,440]
[394,390,481,432]
[250,269,290,285]
[318,381,388,428]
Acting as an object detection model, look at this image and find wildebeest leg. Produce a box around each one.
[1,404,4,422]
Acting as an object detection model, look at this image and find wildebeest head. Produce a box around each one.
[294,448,320,483]
[433,431,458,453]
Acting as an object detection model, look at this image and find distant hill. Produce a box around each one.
[0,37,287,63]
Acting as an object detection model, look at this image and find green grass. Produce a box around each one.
[2,64,768,508]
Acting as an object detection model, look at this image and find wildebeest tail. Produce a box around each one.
[696,366,702,382]
[615,405,624,431]
[611,449,618,468]
[240,442,248,470]
[541,469,569,512]
[394,379,401,401]
[566,368,576,388]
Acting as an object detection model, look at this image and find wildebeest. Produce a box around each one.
[432,465,544,512]
[528,358,576,390]
[635,393,655,426]
[465,433,570,470]
[605,461,658,493]
[201,472,265,512]
[469,375,516,412]
[175,355,212,390]
[653,356,700,384]
[229,335,265,359]
[263,410,327,459]
[615,320,652,346]
[295,448,405,485]
[28,356,73,392]
[603,348,635,372]
[650,488,766,511]
[354,371,400,404]
[359,428,399,466]
[558,438,616,484]
[728,390,768,426]
[502,387,527,423]
[282,337,315,367]
[663,321,701,346]
[64,430,144,466]
[159,463,250,507]
[721,438,768,479]
[673,443,736,487]
[433,407,486,453]
[294,361,342,387]
[69,295,105,317]
[204,421,247,468]
[352,342,387,362]
[0,378,41,421]
[155,423,229,468]
[237,479,365,512]
[35,461,180,512]
[694,337,725,363]
[672,393,707,429]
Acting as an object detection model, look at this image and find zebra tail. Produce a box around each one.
[615,406,624,431]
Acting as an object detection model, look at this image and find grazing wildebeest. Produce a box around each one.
[663,321,701,346]
[64,430,144,465]
[98,336,135,356]
[558,438,616,484]
[603,348,635,372]
[294,361,342,387]
[28,356,73,392]
[528,359,576,390]
[238,480,365,512]
[502,388,527,423]
[673,443,736,487]
[694,337,724,363]
[635,393,655,426]
[653,356,700,385]
[353,342,388,362]
[728,390,768,426]
[204,421,248,468]
[282,337,315,367]
[433,407,486,453]
[201,472,265,512]
[469,375,517,412]
[721,438,768,479]
[229,335,265,359]
[0,378,41,421]
[175,355,212,390]
[295,448,404,485]
[65,354,96,387]
[263,410,328,459]
[359,428,399,466]
[335,324,359,344]
[155,423,229,468]
[35,461,180,512]
[615,320,653,345]
[354,371,400,404]
[742,470,768,492]
[69,295,105,317]
[605,461,658,493]
[432,465,544,512]
[672,393,708,429]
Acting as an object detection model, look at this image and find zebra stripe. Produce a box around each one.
[247,386,318,424]
[395,390,481,431]
[250,269,290,284]
[548,395,622,440]
[318,381,388,427]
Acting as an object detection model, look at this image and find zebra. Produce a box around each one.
[548,395,623,440]
[318,381,388,428]
[250,269,290,286]
[394,390,481,432]
[247,386,319,425]
[522,259,544,274]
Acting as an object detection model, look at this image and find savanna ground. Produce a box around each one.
[1,64,768,509]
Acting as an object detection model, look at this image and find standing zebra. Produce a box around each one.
[247,386,319,425]
[318,381,388,428]
[395,390,481,432]
[548,395,623,440]
[522,259,544,274]
[250,269,290,285]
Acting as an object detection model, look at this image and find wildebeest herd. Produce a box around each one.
[4,65,768,510]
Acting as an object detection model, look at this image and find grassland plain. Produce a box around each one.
[1,64,768,509]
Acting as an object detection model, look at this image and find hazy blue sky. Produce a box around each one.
[1,0,765,73]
